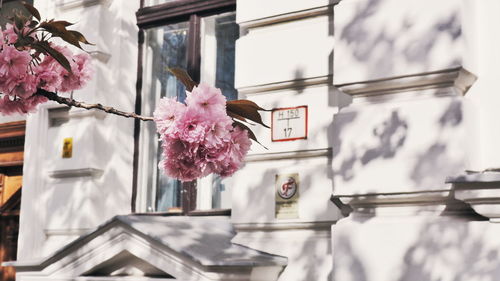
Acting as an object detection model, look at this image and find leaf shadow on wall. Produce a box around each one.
[338,0,463,79]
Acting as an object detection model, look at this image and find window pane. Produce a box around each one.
[200,12,239,100]
[198,12,239,210]
[211,176,232,209]
[142,22,188,212]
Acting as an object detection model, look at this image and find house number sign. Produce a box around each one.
[271,106,308,142]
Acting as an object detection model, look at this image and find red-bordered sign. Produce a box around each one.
[271,106,308,142]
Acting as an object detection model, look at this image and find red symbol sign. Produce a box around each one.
[278,177,297,199]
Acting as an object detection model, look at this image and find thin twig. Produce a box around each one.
[36,89,154,121]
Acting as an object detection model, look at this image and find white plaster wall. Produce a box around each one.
[330,1,500,281]
[233,1,339,280]
[332,94,474,195]
[236,0,334,24]
[234,228,333,281]
[334,0,469,84]
[233,156,340,224]
[333,215,500,281]
[236,14,333,89]
[17,0,138,260]
[334,0,500,172]
[243,85,344,156]
[233,2,339,223]
[464,0,500,171]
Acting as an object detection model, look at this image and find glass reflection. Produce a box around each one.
[144,22,188,212]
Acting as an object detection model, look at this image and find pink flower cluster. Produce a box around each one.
[0,23,92,116]
[153,83,252,181]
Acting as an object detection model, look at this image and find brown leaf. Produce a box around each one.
[227,99,269,111]
[227,111,246,122]
[58,30,83,49]
[32,41,72,73]
[50,20,74,27]
[226,102,270,128]
[40,21,87,50]
[14,16,24,30]
[22,2,41,21]
[233,121,267,149]
[167,67,197,91]
[69,30,93,45]
[28,20,38,28]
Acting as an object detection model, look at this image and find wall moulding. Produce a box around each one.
[237,75,332,96]
[331,189,483,218]
[56,0,105,10]
[233,220,335,232]
[335,67,477,100]
[47,168,103,179]
[245,148,331,162]
[238,4,336,30]
[448,171,500,221]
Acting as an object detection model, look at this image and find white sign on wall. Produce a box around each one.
[271,106,308,142]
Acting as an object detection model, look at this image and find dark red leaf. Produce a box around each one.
[227,111,246,122]
[226,102,270,128]
[233,121,267,149]
[227,99,270,111]
[22,2,41,21]
[69,30,93,45]
[50,20,74,27]
[167,68,197,91]
[32,41,72,73]
[40,21,89,50]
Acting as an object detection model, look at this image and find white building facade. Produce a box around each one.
[1,0,500,280]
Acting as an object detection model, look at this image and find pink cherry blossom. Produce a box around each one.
[5,74,38,98]
[0,93,46,116]
[155,84,252,181]
[0,24,93,116]
[185,83,227,115]
[228,126,252,161]
[175,108,208,143]
[153,97,186,135]
[59,51,93,92]
[203,113,233,148]
[35,64,63,92]
[0,95,25,115]
[3,24,18,45]
[0,45,31,78]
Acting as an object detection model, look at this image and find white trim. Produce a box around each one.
[18,103,61,259]
[44,228,92,237]
[237,75,331,96]
[238,5,336,29]
[335,67,477,98]
[47,168,103,179]
[245,148,331,162]
[233,220,335,232]
[89,51,111,64]
[56,0,104,10]
[15,223,277,281]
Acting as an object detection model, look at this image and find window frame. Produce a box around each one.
[132,0,236,216]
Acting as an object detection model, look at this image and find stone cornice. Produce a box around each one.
[448,171,500,221]
[335,67,477,100]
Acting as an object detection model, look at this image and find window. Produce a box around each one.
[135,0,238,215]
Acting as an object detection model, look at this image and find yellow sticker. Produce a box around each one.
[62,137,73,158]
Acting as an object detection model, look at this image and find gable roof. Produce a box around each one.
[7,215,287,280]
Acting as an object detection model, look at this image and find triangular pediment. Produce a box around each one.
[9,215,287,281]
[83,249,174,278]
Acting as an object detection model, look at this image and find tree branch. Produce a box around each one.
[36,89,154,121]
